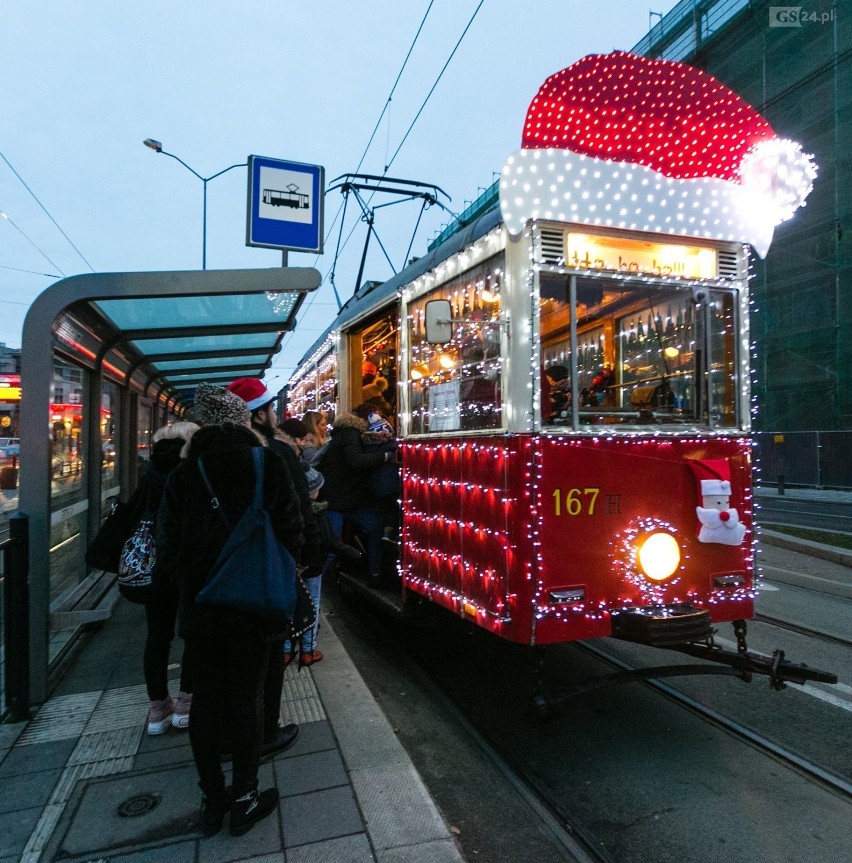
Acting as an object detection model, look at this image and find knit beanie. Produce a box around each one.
[194,383,251,427]
[227,377,274,412]
[304,465,325,494]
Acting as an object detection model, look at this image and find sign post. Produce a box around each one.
[246,155,324,254]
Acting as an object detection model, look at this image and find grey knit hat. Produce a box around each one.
[304,465,324,494]
[194,383,251,427]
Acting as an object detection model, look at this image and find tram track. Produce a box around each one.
[332,577,852,862]
[753,612,852,649]
[572,641,852,801]
[421,673,615,863]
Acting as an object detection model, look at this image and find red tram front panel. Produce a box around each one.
[401,435,754,646]
[533,435,754,644]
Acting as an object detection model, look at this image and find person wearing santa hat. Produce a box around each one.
[689,459,747,546]
[226,378,319,753]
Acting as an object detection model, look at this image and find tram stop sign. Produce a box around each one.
[246,155,324,254]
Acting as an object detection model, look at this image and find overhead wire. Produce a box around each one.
[275,0,441,378]
[275,0,486,385]
[385,0,485,173]
[0,148,96,272]
[0,210,66,276]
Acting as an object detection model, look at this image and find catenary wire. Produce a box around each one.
[276,0,444,380]
[0,149,95,272]
[384,0,485,172]
[0,209,66,276]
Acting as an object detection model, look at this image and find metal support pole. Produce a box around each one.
[3,512,31,722]
[202,179,208,271]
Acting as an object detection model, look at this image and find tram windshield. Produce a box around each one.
[539,272,739,429]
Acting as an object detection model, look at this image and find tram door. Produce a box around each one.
[349,312,398,421]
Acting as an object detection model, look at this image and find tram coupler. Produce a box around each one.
[669,641,838,689]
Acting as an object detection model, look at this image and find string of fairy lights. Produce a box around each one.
[280,47,821,643]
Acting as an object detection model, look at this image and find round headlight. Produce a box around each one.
[637,532,680,582]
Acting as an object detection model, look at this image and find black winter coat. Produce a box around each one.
[156,424,304,639]
[257,427,320,565]
[318,413,387,512]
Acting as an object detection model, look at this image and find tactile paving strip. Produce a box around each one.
[16,692,101,745]
[281,667,326,723]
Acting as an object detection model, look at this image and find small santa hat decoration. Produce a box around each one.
[227,377,274,412]
[688,458,733,498]
[500,51,816,257]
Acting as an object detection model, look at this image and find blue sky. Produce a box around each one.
[1,0,679,391]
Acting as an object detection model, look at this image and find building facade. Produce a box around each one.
[635,0,851,432]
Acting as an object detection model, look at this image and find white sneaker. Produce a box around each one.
[171,691,192,729]
[146,697,174,735]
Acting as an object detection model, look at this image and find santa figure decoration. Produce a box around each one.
[688,459,747,546]
[500,51,817,257]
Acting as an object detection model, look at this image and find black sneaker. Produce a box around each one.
[229,786,279,837]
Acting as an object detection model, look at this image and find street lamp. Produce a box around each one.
[143,139,246,270]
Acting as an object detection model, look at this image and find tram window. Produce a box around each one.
[539,274,738,428]
[407,256,504,434]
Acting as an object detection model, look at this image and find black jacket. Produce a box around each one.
[157,424,304,639]
[256,425,320,565]
[318,413,387,512]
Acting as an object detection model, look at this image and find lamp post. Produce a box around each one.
[143,139,246,270]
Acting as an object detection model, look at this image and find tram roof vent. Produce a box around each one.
[717,249,740,279]
[539,228,565,265]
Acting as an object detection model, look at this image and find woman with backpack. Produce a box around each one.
[157,384,304,838]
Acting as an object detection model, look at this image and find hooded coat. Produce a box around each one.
[156,423,304,638]
[317,413,387,512]
[254,424,320,563]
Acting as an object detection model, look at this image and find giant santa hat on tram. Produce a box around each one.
[499,51,817,257]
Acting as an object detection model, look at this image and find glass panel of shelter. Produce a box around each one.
[50,358,87,605]
[100,379,120,517]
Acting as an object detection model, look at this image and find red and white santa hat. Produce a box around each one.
[500,51,817,257]
[227,377,274,412]
[688,458,733,498]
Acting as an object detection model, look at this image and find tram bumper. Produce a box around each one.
[610,603,713,647]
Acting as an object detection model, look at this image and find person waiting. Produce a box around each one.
[317,407,391,584]
[157,383,303,837]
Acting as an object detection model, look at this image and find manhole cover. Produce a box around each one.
[117,793,161,818]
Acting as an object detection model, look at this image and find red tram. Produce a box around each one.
[289,52,832,688]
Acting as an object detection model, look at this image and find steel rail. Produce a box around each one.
[754,613,852,650]
[574,642,852,800]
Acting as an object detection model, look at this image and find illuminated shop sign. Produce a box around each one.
[565,232,718,279]
[0,375,21,401]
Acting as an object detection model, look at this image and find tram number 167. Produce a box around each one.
[552,487,600,517]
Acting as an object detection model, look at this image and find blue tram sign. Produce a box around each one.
[246,155,324,253]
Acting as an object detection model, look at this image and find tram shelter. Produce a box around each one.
[15,266,320,706]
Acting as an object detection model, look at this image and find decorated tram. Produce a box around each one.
[288,52,831,687]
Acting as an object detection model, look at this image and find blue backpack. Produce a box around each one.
[196,448,297,622]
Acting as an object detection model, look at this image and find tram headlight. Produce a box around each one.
[636,532,680,582]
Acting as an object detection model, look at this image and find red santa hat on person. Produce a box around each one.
[500,51,817,257]
[688,458,733,498]
[227,377,274,412]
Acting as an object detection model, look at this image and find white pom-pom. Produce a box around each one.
[738,138,817,223]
